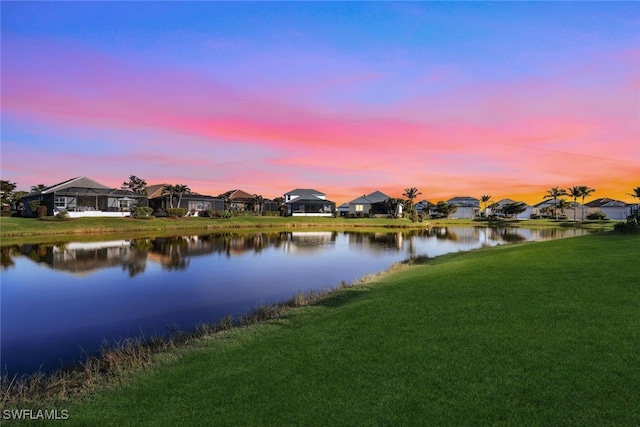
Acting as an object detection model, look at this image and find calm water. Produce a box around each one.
[1,227,591,376]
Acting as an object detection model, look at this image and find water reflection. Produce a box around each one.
[1,228,594,276]
[1,227,594,377]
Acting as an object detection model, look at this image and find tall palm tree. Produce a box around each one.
[567,186,582,222]
[30,184,47,192]
[627,186,640,200]
[546,187,567,220]
[578,186,595,221]
[163,184,177,209]
[402,188,422,212]
[480,195,492,217]
[175,184,191,209]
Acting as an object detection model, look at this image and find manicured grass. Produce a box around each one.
[40,232,637,425]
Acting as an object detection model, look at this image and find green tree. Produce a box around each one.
[480,195,492,217]
[435,201,457,219]
[0,180,17,208]
[545,187,567,220]
[501,202,527,219]
[174,184,191,208]
[30,184,47,193]
[567,186,582,222]
[628,186,640,200]
[578,186,595,221]
[402,188,422,212]
[121,175,147,195]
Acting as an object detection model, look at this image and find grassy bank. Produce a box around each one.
[0,215,614,241]
[9,232,636,425]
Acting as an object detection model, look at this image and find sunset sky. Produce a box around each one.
[2,2,639,204]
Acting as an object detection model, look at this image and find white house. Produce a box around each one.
[585,198,629,220]
[447,196,480,219]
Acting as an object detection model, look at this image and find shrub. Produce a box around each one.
[0,210,15,217]
[167,208,188,218]
[614,215,640,234]
[530,214,541,219]
[56,210,69,220]
[586,211,606,220]
[134,207,154,218]
[409,208,419,223]
[36,205,48,218]
[28,200,41,217]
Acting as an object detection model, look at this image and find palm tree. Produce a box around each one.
[557,199,571,219]
[252,194,264,215]
[627,186,640,200]
[163,184,177,209]
[578,186,595,221]
[30,184,47,192]
[174,184,191,208]
[567,186,582,222]
[480,195,492,218]
[545,187,567,220]
[402,188,422,212]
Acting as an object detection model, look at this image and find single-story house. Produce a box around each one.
[284,189,336,217]
[348,191,389,216]
[532,199,583,220]
[21,176,148,217]
[447,196,480,219]
[337,203,350,217]
[218,189,256,212]
[415,200,436,217]
[585,198,629,220]
[488,198,533,220]
[147,184,223,214]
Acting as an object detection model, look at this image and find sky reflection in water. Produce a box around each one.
[1,227,590,376]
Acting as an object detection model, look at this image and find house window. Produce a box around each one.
[54,197,66,208]
[355,204,363,212]
[119,199,132,210]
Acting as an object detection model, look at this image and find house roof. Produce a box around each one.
[447,196,479,206]
[348,190,389,205]
[23,176,113,198]
[284,189,325,196]
[495,198,531,207]
[220,189,254,200]
[415,199,436,207]
[146,184,167,199]
[585,198,627,208]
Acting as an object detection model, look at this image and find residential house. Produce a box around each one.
[585,198,629,220]
[21,176,148,217]
[489,198,533,220]
[219,189,256,212]
[415,199,436,217]
[447,196,480,219]
[532,199,583,220]
[348,190,389,216]
[283,189,336,217]
[146,184,223,214]
[337,203,350,217]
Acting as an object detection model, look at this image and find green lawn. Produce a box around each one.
[36,232,637,426]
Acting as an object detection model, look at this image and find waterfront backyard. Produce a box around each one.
[3,231,638,425]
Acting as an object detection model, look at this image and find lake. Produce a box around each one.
[1,227,592,377]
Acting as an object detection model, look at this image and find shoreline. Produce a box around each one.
[0,216,615,243]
